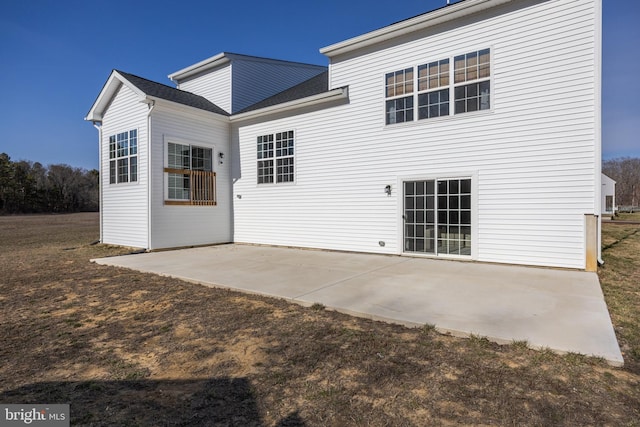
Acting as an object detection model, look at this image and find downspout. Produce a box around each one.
[147,100,155,250]
[595,0,604,266]
[92,121,103,244]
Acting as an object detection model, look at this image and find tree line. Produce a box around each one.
[1,152,638,214]
[602,157,640,208]
[0,153,99,214]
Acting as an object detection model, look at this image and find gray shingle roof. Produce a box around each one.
[116,70,229,116]
[237,71,330,114]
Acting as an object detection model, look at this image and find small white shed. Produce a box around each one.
[602,173,616,219]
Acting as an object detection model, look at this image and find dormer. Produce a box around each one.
[168,52,327,114]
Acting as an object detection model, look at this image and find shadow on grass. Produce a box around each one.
[0,378,305,426]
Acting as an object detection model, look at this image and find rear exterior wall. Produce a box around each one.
[232,0,600,269]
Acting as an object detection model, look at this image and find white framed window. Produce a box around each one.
[454,49,491,114]
[384,48,491,125]
[417,59,450,119]
[108,129,137,184]
[165,141,216,205]
[257,134,274,184]
[257,130,295,184]
[385,68,414,125]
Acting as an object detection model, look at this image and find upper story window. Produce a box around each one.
[417,59,450,120]
[384,48,491,125]
[165,142,216,205]
[109,129,137,184]
[385,68,414,125]
[454,49,491,114]
[257,131,295,184]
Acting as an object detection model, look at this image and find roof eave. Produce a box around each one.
[320,0,513,57]
[145,95,230,119]
[230,87,348,123]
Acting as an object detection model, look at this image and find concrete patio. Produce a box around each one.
[93,244,624,366]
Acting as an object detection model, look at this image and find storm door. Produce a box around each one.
[403,178,471,256]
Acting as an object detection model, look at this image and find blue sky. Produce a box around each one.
[0,0,637,170]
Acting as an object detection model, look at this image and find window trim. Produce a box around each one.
[453,48,491,114]
[108,129,138,185]
[384,47,492,126]
[385,67,415,125]
[256,130,296,185]
[163,137,217,206]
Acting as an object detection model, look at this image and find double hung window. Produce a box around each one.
[417,59,450,119]
[385,48,491,124]
[108,129,137,184]
[385,68,414,125]
[454,49,491,113]
[257,131,295,184]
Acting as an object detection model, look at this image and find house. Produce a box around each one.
[601,173,616,219]
[86,0,603,271]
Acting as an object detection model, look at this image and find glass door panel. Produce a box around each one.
[404,178,471,256]
[404,180,435,253]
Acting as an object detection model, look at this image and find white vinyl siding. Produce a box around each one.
[234,0,599,269]
[149,104,231,249]
[177,64,232,114]
[100,84,148,248]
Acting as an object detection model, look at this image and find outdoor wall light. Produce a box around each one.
[385,185,392,196]
[218,152,224,165]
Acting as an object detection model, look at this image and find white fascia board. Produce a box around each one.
[85,71,146,122]
[114,70,147,99]
[85,73,119,122]
[229,87,348,123]
[168,53,230,83]
[144,96,230,123]
[320,0,514,57]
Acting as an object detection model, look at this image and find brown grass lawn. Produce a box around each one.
[1,213,639,426]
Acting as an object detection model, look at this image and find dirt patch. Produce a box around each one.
[1,213,639,425]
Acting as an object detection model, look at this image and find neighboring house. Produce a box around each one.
[602,173,616,219]
[86,0,603,271]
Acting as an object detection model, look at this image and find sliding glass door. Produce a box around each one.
[404,178,471,256]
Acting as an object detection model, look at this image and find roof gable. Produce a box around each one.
[85,70,228,122]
